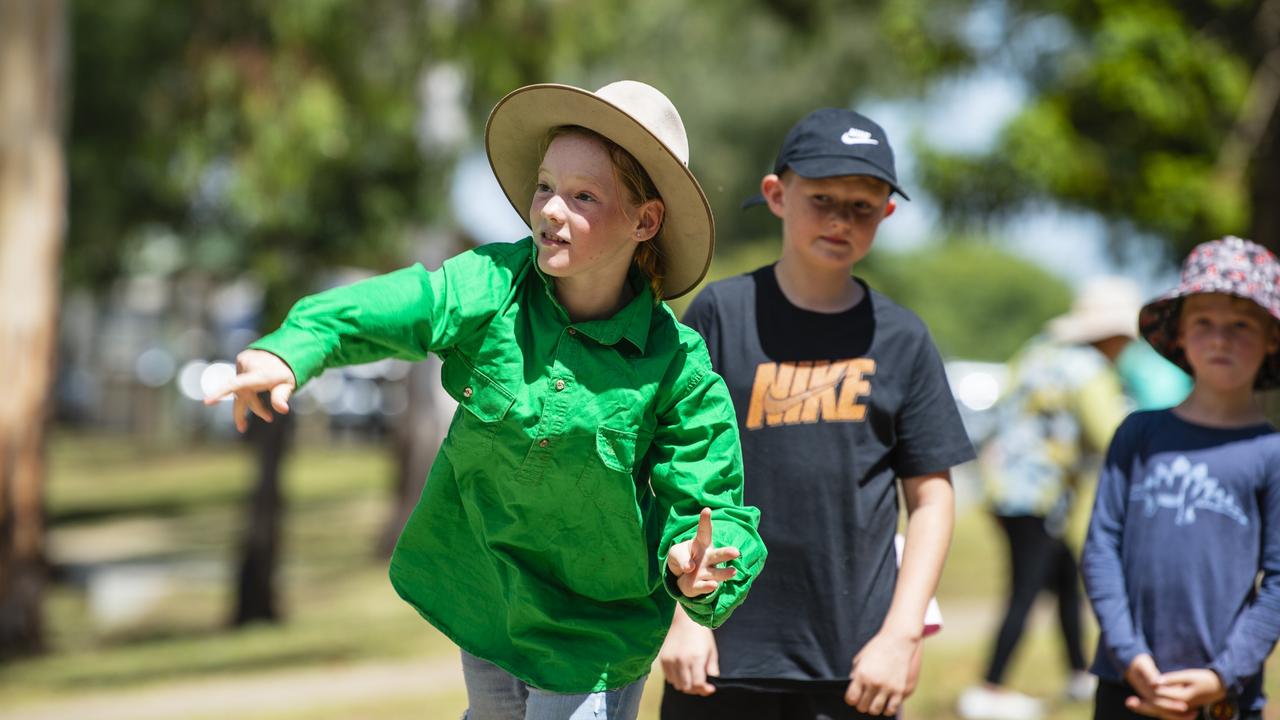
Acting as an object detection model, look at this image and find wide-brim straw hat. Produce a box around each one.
[1139,236,1280,389]
[485,81,714,300]
[1046,276,1141,345]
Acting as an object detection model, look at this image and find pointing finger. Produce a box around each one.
[694,508,713,551]
[270,383,294,414]
[233,394,248,434]
[688,509,713,573]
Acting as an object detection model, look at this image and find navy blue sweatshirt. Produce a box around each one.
[1082,410,1280,711]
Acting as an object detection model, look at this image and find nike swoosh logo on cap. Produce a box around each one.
[841,128,879,145]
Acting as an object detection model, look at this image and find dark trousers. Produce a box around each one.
[1094,680,1260,720]
[660,682,890,720]
[984,514,1086,684]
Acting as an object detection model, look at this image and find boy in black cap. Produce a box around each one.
[659,108,974,719]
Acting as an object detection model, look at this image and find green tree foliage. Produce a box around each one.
[68,0,983,308]
[917,0,1278,258]
[68,0,438,322]
[859,242,1072,361]
[593,0,978,252]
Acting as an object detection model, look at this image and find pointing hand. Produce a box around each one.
[666,508,740,597]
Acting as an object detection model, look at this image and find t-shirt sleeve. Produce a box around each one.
[249,243,524,386]
[1209,446,1280,693]
[679,286,720,367]
[1081,415,1152,671]
[647,338,766,628]
[890,329,976,477]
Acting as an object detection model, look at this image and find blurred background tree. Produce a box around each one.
[918,0,1280,258]
[0,0,66,659]
[863,242,1073,361]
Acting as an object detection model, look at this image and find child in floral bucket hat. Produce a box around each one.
[1139,235,1280,389]
[1081,235,1280,720]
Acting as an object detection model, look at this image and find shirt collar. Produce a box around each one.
[528,237,654,353]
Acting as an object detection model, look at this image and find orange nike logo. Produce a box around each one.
[760,367,847,414]
[746,358,875,429]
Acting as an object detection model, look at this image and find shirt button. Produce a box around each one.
[554,379,566,391]
[462,386,473,398]
[538,439,549,448]
[567,327,577,336]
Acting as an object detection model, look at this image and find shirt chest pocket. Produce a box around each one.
[440,353,516,453]
[567,425,659,600]
[596,426,641,474]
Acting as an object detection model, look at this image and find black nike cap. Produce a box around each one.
[743,107,908,208]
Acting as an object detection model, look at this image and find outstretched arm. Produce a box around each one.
[203,244,524,430]
[846,470,953,717]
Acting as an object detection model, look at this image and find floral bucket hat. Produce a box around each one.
[1139,236,1280,389]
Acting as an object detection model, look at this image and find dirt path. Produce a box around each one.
[5,655,462,720]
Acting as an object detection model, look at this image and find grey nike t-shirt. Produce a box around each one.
[681,265,975,688]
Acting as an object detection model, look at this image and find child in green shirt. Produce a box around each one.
[207,80,766,720]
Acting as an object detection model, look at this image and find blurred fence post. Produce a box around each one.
[0,0,66,660]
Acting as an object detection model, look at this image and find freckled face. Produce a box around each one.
[1178,293,1280,392]
[766,173,894,271]
[529,134,643,284]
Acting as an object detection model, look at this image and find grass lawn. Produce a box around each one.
[4,433,1278,719]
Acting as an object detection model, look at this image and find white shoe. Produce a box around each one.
[1065,671,1098,702]
[956,685,1045,720]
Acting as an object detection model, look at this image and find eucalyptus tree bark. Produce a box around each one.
[0,0,67,659]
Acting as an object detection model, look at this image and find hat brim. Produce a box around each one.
[1139,289,1280,390]
[786,157,910,200]
[740,156,910,209]
[484,84,714,300]
[1046,313,1136,345]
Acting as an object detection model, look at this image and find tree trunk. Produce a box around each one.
[0,0,66,660]
[1252,33,1280,423]
[232,396,292,625]
[1251,85,1280,251]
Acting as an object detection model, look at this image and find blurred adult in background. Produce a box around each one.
[958,277,1189,720]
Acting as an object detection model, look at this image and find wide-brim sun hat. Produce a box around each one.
[1046,276,1141,345]
[484,81,714,300]
[1139,235,1280,389]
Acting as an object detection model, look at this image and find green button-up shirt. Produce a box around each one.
[251,237,765,692]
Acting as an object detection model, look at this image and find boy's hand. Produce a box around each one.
[666,509,740,598]
[845,629,920,716]
[659,606,719,696]
[1149,669,1227,714]
[1124,654,1163,701]
[1122,654,1196,720]
[203,349,297,433]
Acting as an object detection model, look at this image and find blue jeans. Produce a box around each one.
[460,650,647,720]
